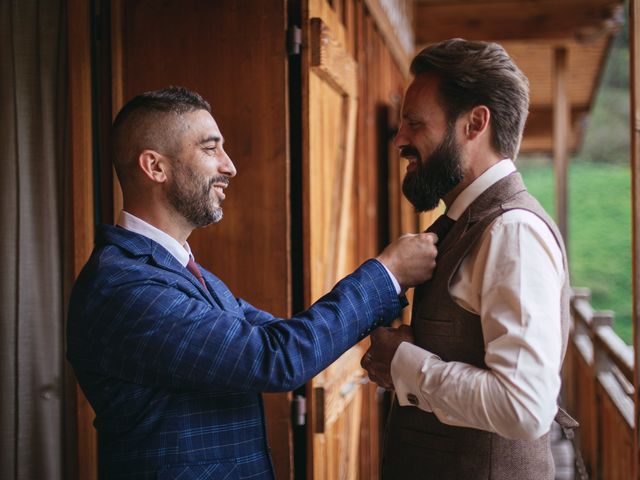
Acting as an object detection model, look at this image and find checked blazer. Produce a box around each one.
[67,225,403,479]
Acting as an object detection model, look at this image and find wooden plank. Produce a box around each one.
[522,106,586,153]
[311,18,358,98]
[304,2,413,478]
[308,0,348,48]
[67,0,97,479]
[414,0,623,43]
[363,0,411,77]
[110,0,124,220]
[575,346,599,477]
[595,326,635,382]
[505,39,611,107]
[553,46,570,246]
[630,2,640,478]
[311,19,358,291]
[598,375,635,478]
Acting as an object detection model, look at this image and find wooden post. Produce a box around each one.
[553,46,570,247]
[630,1,640,478]
[67,0,97,478]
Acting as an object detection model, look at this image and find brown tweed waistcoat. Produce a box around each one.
[382,172,571,480]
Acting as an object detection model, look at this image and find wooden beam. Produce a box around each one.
[414,0,622,43]
[363,0,412,77]
[67,0,97,479]
[629,1,640,477]
[522,106,588,153]
[553,47,570,245]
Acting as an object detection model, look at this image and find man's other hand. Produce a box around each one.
[376,233,438,291]
[361,325,414,389]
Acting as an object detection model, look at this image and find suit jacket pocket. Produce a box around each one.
[413,318,455,337]
[157,461,239,480]
[400,428,456,452]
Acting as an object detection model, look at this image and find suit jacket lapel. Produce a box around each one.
[152,251,227,311]
[99,225,227,311]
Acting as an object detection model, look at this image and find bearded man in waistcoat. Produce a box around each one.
[361,38,577,479]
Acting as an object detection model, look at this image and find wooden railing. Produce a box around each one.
[562,287,634,479]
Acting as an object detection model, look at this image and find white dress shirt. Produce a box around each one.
[391,159,565,441]
[118,211,402,294]
[117,211,193,266]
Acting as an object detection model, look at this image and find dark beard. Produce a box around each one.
[401,124,464,212]
[167,162,226,228]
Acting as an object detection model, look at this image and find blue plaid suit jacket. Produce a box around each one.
[67,225,403,479]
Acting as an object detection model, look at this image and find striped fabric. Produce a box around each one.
[67,225,403,479]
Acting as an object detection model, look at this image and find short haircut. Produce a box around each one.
[411,39,529,159]
[111,86,211,185]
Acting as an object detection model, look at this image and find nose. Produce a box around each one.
[393,123,408,150]
[220,150,237,178]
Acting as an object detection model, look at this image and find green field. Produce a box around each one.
[519,161,633,344]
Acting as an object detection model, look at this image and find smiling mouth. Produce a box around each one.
[211,182,229,200]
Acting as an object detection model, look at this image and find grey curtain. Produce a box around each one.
[0,1,69,479]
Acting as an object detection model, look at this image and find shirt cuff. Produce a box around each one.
[381,264,402,295]
[391,341,439,411]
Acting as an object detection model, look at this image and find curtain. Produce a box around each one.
[0,1,68,479]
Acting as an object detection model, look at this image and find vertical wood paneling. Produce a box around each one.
[354,1,414,478]
[67,0,97,478]
[598,380,635,479]
[302,1,411,478]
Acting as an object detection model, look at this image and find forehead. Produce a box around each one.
[179,109,222,143]
[402,74,444,116]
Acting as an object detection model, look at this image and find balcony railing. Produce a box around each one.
[562,287,634,479]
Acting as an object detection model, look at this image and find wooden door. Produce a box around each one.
[300,2,366,479]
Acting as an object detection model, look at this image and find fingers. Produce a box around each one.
[369,327,383,342]
[361,358,393,389]
[423,232,439,244]
[396,324,414,339]
[370,325,392,342]
[360,349,373,370]
[380,233,437,289]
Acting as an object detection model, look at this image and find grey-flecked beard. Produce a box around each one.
[401,125,464,212]
[167,163,227,228]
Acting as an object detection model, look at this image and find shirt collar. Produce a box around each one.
[117,211,193,267]
[446,159,516,221]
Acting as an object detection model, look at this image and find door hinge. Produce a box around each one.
[292,394,306,426]
[287,25,302,56]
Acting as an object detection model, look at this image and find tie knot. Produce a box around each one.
[426,214,455,241]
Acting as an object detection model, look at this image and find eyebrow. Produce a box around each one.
[198,135,223,145]
[402,113,421,121]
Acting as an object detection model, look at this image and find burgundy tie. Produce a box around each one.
[426,214,455,241]
[186,257,207,289]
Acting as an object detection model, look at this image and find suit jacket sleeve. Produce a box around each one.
[79,259,401,393]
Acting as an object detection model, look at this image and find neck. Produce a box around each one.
[123,201,194,245]
[442,151,503,209]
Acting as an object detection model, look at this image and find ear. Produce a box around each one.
[464,106,491,140]
[137,150,168,184]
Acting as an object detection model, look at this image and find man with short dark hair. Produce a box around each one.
[67,86,439,479]
[361,39,575,479]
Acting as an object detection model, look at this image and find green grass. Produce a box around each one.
[519,161,633,344]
